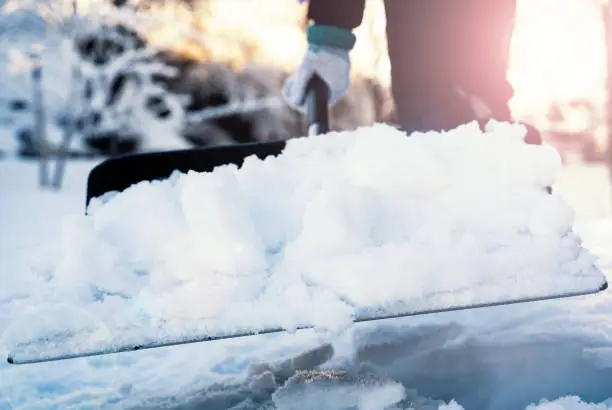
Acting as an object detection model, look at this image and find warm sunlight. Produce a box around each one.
[130,0,609,154]
[509,0,606,121]
[136,0,608,114]
[8,0,607,140]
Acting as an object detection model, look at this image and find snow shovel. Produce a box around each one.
[6,75,608,365]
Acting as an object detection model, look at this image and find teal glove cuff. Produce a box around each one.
[307,24,356,51]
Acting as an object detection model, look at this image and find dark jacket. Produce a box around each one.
[307,0,366,30]
[304,0,519,134]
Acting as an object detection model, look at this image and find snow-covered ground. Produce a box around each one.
[1,122,612,410]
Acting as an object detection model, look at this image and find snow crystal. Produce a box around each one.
[526,396,612,410]
[3,120,607,364]
[271,369,405,410]
[440,401,467,410]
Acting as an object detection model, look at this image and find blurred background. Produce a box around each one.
[0,0,611,197]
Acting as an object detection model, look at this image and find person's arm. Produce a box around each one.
[306,0,366,30]
[303,0,365,52]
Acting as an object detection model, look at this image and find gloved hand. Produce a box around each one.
[282,25,356,113]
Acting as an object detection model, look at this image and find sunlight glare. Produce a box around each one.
[509,0,606,116]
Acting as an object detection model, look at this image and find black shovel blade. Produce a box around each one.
[86,140,287,209]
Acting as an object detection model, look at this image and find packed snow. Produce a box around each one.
[1,121,607,366]
[1,120,612,409]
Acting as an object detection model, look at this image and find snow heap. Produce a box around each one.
[2,121,607,364]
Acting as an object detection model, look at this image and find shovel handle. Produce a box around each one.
[304,74,330,136]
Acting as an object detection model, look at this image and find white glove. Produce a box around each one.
[282,45,351,113]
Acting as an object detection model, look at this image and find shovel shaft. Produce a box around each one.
[305,74,330,136]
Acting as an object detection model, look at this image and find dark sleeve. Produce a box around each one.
[306,0,366,30]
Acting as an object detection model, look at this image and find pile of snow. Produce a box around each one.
[1,121,607,365]
[1,126,612,409]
